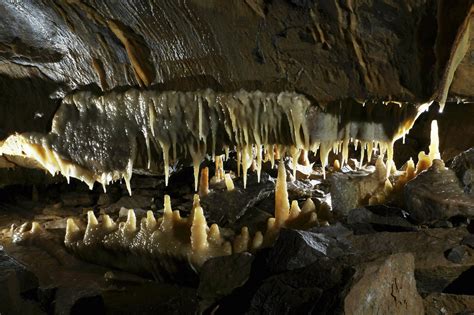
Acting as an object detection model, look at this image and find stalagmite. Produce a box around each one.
[233,227,250,253]
[224,173,235,191]
[428,120,441,161]
[333,159,341,171]
[125,209,137,233]
[251,231,264,251]
[289,200,302,219]
[199,167,209,196]
[301,198,316,213]
[65,218,81,243]
[212,155,225,183]
[42,160,327,279]
[274,161,290,226]
[415,120,441,174]
[190,206,209,253]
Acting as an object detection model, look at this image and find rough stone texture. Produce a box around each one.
[405,160,474,224]
[330,166,386,216]
[0,0,472,141]
[445,245,467,264]
[347,206,417,234]
[60,191,95,207]
[461,234,474,248]
[0,0,441,100]
[102,195,152,214]
[201,172,275,226]
[451,147,474,195]
[265,228,349,273]
[247,257,352,314]
[0,248,42,314]
[348,228,474,294]
[344,253,424,315]
[424,293,474,315]
[198,252,254,311]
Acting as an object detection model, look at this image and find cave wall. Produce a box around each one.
[0,0,472,146]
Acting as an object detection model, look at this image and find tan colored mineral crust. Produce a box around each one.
[0,89,421,194]
[17,163,321,279]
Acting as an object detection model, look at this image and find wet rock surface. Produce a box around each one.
[424,293,474,315]
[405,160,474,224]
[347,206,417,234]
[265,228,349,273]
[451,148,474,196]
[198,253,254,310]
[344,253,424,315]
[0,248,41,314]
[200,173,275,226]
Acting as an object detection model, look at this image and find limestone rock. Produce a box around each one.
[0,249,42,314]
[424,293,474,315]
[347,206,417,234]
[265,228,349,273]
[348,228,474,294]
[405,160,474,224]
[247,258,351,314]
[451,147,474,196]
[198,253,254,308]
[344,253,424,315]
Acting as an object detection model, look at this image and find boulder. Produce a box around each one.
[344,253,424,315]
[198,253,254,310]
[265,228,350,273]
[405,160,474,224]
[348,228,474,294]
[247,257,351,314]
[347,206,417,234]
[451,148,474,196]
[424,293,474,315]
[0,249,42,314]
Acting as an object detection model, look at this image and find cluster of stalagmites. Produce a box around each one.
[333,120,442,209]
[12,161,325,278]
[0,89,420,195]
[9,115,442,279]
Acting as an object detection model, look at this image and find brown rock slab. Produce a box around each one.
[424,293,474,315]
[405,160,474,224]
[344,253,424,315]
[348,228,474,294]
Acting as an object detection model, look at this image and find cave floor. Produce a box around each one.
[0,160,474,314]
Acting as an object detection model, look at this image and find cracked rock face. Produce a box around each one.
[0,0,473,139]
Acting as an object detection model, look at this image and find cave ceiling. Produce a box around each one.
[0,0,472,115]
[0,0,472,176]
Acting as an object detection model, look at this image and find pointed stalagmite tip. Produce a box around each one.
[275,161,290,226]
[191,206,209,252]
[224,173,235,191]
[125,209,137,232]
[87,211,98,226]
[199,167,209,196]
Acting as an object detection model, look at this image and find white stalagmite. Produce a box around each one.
[429,120,441,160]
[224,173,235,191]
[274,161,290,226]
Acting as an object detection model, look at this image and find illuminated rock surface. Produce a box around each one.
[0,0,473,313]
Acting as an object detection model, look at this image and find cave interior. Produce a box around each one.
[0,0,474,314]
